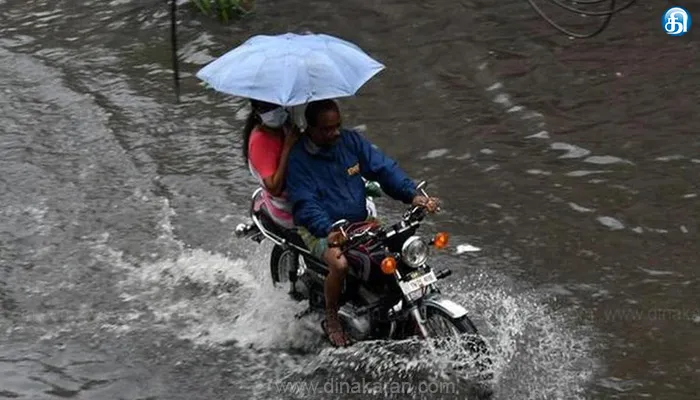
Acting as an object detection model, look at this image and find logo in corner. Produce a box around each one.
[663,7,691,36]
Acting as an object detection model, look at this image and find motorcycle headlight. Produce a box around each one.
[401,236,429,267]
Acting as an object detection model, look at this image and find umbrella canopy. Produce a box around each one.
[196,32,385,106]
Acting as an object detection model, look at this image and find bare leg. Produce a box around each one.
[322,247,350,346]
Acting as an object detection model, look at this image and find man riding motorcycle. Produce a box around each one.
[285,99,439,347]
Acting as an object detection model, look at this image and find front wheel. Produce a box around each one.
[423,305,494,386]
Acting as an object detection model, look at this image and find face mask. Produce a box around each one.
[259,107,288,128]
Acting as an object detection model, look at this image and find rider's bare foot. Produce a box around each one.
[323,316,351,347]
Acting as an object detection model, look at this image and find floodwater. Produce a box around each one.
[1,0,698,399]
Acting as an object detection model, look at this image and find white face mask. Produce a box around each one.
[259,107,288,128]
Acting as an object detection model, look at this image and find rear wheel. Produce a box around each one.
[270,245,298,286]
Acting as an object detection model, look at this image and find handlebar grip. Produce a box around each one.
[435,268,452,280]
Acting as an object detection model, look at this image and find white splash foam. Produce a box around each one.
[133,250,258,291]
[526,169,551,175]
[638,267,675,276]
[292,273,597,400]
[566,170,610,177]
[456,244,481,254]
[597,216,625,230]
[525,131,550,139]
[229,247,321,350]
[551,142,591,159]
[116,237,322,351]
[117,247,260,340]
[422,149,450,159]
[523,111,544,120]
[655,155,685,162]
[493,93,512,107]
[569,202,595,213]
[584,156,633,165]
[487,82,503,91]
[113,225,596,399]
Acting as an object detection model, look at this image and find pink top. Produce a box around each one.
[247,127,295,229]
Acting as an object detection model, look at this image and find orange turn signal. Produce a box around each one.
[433,232,449,249]
[380,256,397,275]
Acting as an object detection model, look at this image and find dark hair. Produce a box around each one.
[242,99,262,164]
[305,99,340,128]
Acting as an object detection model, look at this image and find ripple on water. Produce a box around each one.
[584,156,634,165]
[550,142,591,159]
[597,216,626,231]
[0,342,161,399]
[525,131,550,139]
[655,155,685,162]
[566,170,611,177]
[569,202,595,213]
[421,148,450,159]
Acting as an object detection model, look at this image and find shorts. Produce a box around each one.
[297,226,328,260]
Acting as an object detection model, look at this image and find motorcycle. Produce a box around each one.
[234,180,493,381]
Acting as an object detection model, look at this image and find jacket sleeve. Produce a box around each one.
[350,131,417,204]
[285,148,333,238]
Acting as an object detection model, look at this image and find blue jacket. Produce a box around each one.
[285,129,417,238]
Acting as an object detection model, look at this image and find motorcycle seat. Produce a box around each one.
[255,208,377,281]
[254,209,309,251]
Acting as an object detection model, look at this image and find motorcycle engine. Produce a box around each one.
[338,304,372,340]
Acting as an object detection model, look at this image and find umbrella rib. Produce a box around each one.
[248,52,271,103]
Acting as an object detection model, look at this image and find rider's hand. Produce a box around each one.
[327,230,347,247]
[412,195,440,213]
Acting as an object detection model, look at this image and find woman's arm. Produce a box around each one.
[262,142,293,196]
[260,127,300,196]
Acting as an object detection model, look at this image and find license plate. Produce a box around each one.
[399,270,437,297]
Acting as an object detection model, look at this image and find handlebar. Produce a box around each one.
[329,180,439,253]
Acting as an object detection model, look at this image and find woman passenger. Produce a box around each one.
[242,99,300,229]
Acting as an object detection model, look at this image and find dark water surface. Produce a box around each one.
[1,0,698,399]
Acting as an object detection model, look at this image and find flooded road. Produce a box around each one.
[1,0,698,399]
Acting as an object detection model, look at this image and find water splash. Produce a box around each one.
[110,194,597,399]
[252,266,597,400]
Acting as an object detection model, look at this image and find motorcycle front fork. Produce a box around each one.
[409,306,430,338]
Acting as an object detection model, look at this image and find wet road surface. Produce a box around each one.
[1,0,698,399]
